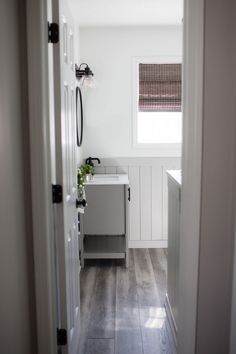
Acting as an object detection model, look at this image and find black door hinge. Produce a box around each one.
[52,184,63,204]
[48,22,59,43]
[57,328,67,346]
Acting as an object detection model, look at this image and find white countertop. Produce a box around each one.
[167,170,182,186]
[84,174,129,185]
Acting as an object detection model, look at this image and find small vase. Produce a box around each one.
[85,174,92,182]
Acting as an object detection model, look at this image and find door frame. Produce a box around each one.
[26,1,205,354]
[230,232,236,353]
[178,0,204,353]
[26,0,57,353]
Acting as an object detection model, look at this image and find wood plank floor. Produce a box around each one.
[78,249,176,354]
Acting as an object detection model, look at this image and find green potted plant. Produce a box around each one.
[77,164,95,201]
[77,168,85,199]
[80,163,95,182]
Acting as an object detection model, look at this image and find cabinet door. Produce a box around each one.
[167,178,180,329]
[83,185,125,235]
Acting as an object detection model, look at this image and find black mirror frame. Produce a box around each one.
[76,86,83,147]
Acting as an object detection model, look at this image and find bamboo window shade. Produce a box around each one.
[139,63,182,112]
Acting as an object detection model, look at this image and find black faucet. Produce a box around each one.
[85,157,101,167]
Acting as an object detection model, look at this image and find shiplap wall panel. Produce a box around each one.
[140,166,152,241]
[93,157,181,247]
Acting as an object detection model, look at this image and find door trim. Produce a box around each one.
[26,0,57,353]
[178,0,204,353]
[25,0,205,353]
[230,230,236,353]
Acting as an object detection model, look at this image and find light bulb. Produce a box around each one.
[83,76,96,88]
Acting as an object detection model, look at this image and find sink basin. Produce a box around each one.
[85,174,129,185]
[92,175,119,181]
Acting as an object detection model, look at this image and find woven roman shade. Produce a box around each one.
[139,63,182,112]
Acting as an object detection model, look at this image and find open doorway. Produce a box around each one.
[69,1,183,353]
[28,0,236,354]
[26,0,206,353]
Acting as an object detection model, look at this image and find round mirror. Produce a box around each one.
[76,86,83,147]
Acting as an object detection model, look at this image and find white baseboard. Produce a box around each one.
[129,240,167,248]
[165,294,178,348]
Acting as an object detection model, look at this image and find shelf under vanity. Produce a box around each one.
[83,235,126,259]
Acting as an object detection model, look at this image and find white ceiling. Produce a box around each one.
[69,0,183,27]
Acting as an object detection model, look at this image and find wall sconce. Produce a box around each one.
[75,63,96,88]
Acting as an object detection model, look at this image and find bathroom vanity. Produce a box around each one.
[166,170,181,343]
[80,174,130,267]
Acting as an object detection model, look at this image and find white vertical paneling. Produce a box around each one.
[105,166,117,174]
[128,166,141,241]
[89,157,181,247]
[151,164,163,240]
[140,166,152,241]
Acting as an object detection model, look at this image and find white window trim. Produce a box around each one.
[132,56,182,157]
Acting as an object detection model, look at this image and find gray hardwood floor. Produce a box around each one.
[78,249,176,354]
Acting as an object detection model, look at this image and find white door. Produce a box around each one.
[52,0,80,353]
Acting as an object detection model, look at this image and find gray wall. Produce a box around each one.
[0,0,37,353]
[196,0,236,352]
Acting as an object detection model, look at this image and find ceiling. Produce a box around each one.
[69,0,183,27]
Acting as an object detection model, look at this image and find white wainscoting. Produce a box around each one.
[94,157,181,248]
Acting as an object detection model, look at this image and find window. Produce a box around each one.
[133,58,182,151]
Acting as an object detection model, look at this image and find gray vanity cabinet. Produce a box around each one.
[83,185,125,235]
[166,170,181,343]
[80,175,130,267]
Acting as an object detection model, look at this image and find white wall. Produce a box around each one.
[0,0,37,353]
[79,26,182,158]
